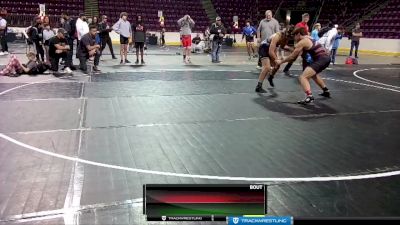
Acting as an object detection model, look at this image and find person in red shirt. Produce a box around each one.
[283,13,310,75]
[295,13,310,34]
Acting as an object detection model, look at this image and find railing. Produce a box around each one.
[85,0,99,17]
[6,14,61,28]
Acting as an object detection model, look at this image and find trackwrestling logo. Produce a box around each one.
[228,216,293,225]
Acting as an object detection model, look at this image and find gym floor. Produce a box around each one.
[0,43,400,225]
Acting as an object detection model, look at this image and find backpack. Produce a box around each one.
[345,57,358,65]
[318,26,331,38]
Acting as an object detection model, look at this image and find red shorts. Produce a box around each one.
[181,35,192,48]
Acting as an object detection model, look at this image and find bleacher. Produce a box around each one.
[0,0,399,38]
[98,0,209,32]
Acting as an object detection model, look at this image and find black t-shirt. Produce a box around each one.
[192,37,201,44]
[34,24,43,42]
[98,22,112,37]
[79,33,96,56]
[351,28,362,42]
[16,60,37,74]
[132,23,146,42]
[62,19,72,38]
[49,36,67,57]
[210,23,226,42]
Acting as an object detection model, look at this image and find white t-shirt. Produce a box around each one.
[318,28,338,51]
[76,18,89,40]
[43,29,55,41]
[0,18,7,32]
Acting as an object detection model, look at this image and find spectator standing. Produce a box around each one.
[61,12,77,69]
[98,15,117,59]
[0,12,8,55]
[132,15,146,64]
[210,16,226,63]
[177,15,195,63]
[76,13,89,57]
[76,13,89,40]
[257,10,280,44]
[33,17,45,61]
[90,17,99,29]
[256,10,280,68]
[283,13,310,75]
[295,13,310,33]
[318,23,338,52]
[349,23,362,58]
[242,20,257,60]
[43,16,50,27]
[311,23,321,41]
[113,12,132,64]
[331,26,343,65]
[160,27,166,47]
[42,24,55,64]
[90,16,101,53]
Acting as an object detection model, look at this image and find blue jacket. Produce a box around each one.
[311,29,319,41]
[332,34,343,49]
[242,26,256,37]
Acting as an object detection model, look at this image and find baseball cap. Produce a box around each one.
[57,28,67,35]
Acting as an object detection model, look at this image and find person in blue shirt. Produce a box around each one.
[242,20,257,60]
[331,26,343,65]
[311,23,321,41]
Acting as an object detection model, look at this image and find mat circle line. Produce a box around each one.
[353,68,400,89]
[0,68,399,181]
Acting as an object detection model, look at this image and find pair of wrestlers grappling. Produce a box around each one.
[256,26,331,105]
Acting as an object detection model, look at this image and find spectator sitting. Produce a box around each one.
[193,34,201,45]
[48,28,73,76]
[0,52,49,76]
[78,25,101,74]
[191,33,204,53]
[203,27,211,52]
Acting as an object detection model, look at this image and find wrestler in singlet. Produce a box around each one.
[255,27,294,93]
[301,38,331,73]
[275,27,331,104]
